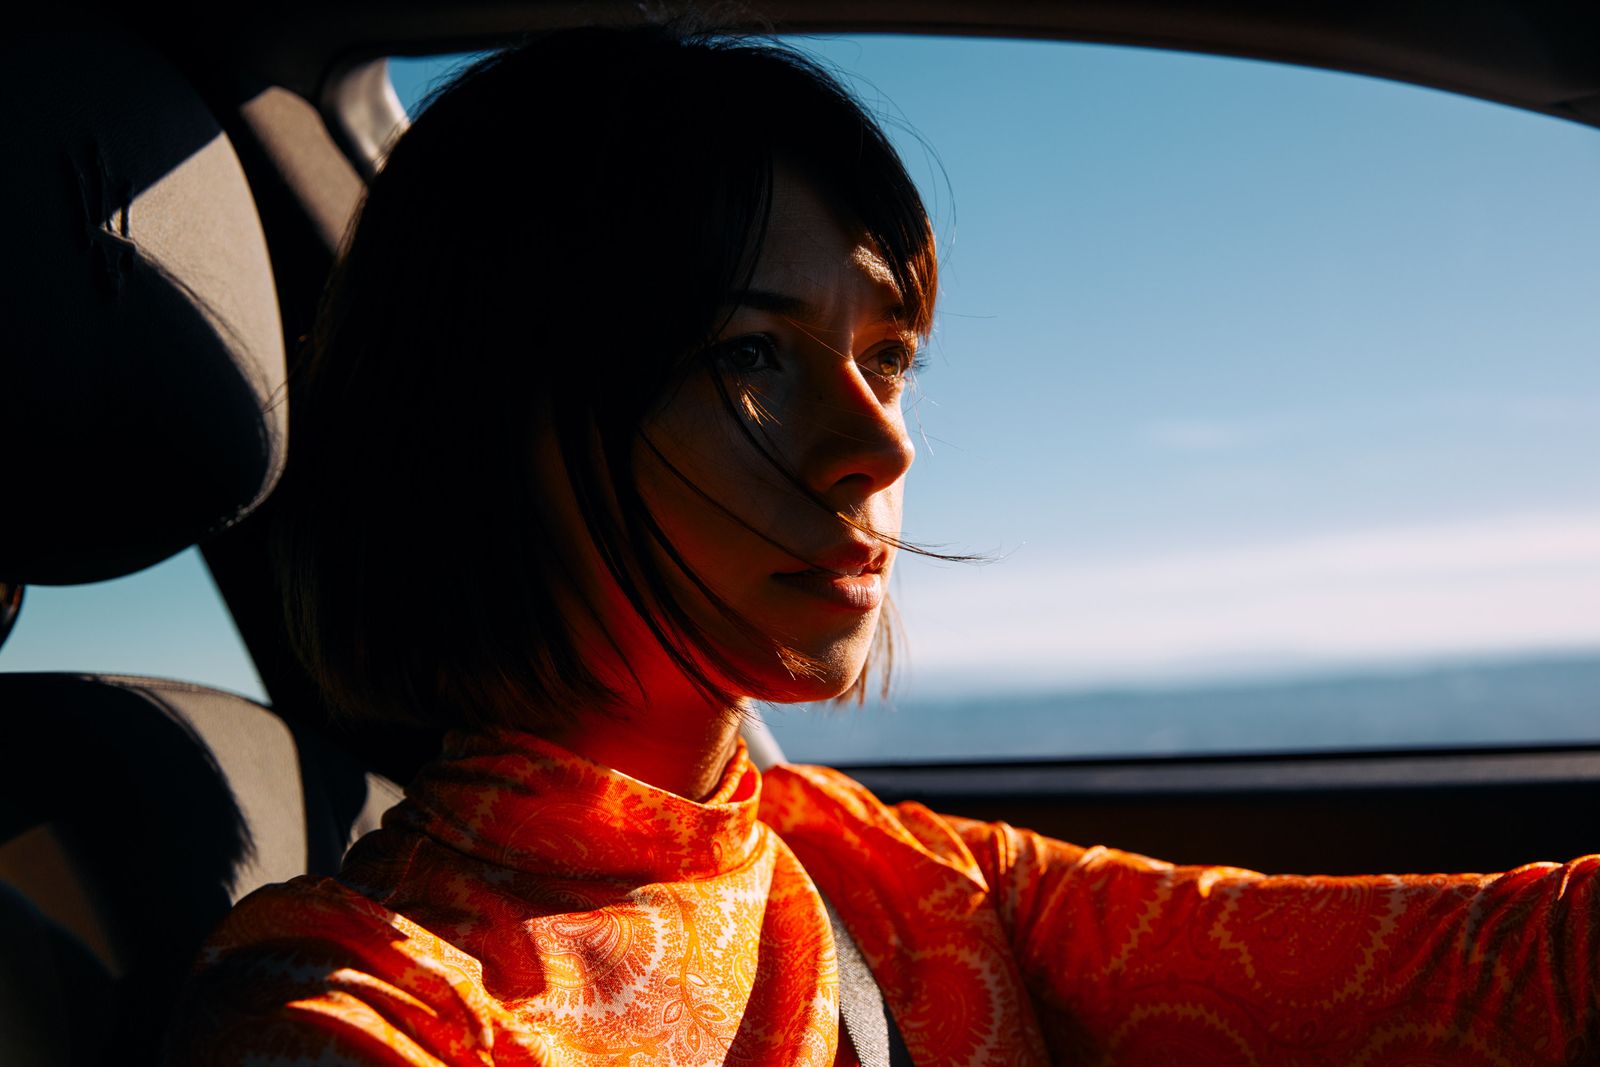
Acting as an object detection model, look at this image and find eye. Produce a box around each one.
[863,342,920,383]
[711,334,779,374]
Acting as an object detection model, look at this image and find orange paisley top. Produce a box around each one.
[173,728,1600,1066]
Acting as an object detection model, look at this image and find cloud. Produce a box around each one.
[1137,391,1600,455]
[1139,417,1270,452]
[894,513,1600,686]
[1427,390,1600,427]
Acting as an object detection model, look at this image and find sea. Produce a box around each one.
[758,650,1600,765]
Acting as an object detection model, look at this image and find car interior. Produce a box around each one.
[2,2,1598,1064]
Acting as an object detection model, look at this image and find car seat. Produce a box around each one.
[0,29,400,1066]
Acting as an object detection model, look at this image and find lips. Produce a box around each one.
[772,541,889,612]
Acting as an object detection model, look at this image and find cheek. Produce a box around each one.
[634,428,769,605]
[640,382,802,540]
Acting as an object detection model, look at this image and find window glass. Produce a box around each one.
[389,53,488,115]
[391,38,1600,763]
[0,547,267,701]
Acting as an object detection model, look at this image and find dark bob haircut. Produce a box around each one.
[272,25,938,732]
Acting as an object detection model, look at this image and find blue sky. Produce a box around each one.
[766,38,1599,692]
[395,38,1600,692]
[6,35,1596,734]
[405,36,1600,695]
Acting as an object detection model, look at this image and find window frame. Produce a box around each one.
[267,7,1600,872]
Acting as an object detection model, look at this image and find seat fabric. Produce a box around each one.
[0,30,286,586]
[0,26,395,1065]
[0,675,400,1063]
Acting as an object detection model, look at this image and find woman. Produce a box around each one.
[173,26,1600,1066]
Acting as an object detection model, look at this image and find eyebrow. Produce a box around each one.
[726,287,907,327]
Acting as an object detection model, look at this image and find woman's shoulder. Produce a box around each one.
[171,870,504,1065]
[756,762,1143,900]
[759,761,1011,882]
[200,872,412,958]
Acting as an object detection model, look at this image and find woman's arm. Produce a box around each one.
[166,879,508,1067]
[944,813,1600,1066]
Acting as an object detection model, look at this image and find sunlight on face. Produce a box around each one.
[634,168,920,701]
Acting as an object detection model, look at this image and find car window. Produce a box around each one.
[0,547,266,700]
[415,40,1597,764]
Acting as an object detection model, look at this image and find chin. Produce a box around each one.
[715,608,883,704]
[747,649,873,705]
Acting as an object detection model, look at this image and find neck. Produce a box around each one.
[552,685,745,802]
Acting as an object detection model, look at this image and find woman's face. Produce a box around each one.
[631,168,921,702]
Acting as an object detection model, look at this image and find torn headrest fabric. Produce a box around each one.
[0,31,288,585]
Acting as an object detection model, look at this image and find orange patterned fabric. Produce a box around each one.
[173,729,1600,1065]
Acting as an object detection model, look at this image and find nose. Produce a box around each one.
[799,364,916,506]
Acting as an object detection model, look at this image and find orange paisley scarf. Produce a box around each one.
[175,728,1600,1065]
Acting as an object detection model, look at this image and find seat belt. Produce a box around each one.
[816,889,914,1067]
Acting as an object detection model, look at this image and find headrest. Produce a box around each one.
[0,584,18,652]
[0,31,287,585]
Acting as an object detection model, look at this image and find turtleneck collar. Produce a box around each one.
[386,727,765,883]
